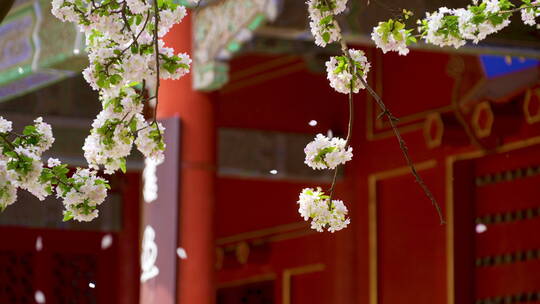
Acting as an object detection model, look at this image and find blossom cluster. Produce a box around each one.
[300,133,352,232]
[303,0,355,232]
[56,167,109,222]
[0,116,109,221]
[521,0,540,26]
[306,0,348,47]
[371,19,415,56]
[304,134,352,170]
[306,0,371,94]
[419,1,513,48]
[51,0,190,174]
[371,0,539,55]
[325,49,370,94]
[297,188,350,232]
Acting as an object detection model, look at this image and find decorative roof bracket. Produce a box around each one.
[192,0,280,91]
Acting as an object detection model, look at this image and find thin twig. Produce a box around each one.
[499,3,540,14]
[0,133,21,161]
[152,0,162,140]
[328,65,355,203]
[103,11,151,76]
[121,3,140,46]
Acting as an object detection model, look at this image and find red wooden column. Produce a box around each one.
[158,13,216,304]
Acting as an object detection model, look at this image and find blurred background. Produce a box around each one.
[1,0,540,303]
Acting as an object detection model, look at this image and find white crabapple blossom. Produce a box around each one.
[419,7,467,48]
[57,168,108,222]
[52,0,192,181]
[0,116,110,219]
[32,117,55,154]
[304,134,352,170]
[457,1,512,44]
[309,18,341,47]
[306,0,348,47]
[47,158,61,168]
[325,49,370,94]
[0,117,12,133]
[11,147,43,189]
[135,121,166,164]
[0,161,17,211]
[418,0,516,48]
[157,6,187,37]
[126,0,151,15]
[297,188,350,233]
[51,0,79,23]
[83,109,142,174]
[371,20,415,56]
[521,1,540,25]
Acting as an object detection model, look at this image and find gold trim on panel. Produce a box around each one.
[368,160,438,304]
[217,273,276,289]
[444,135,540,304]
[523,88,540,124]
[365,89,454,141]
[230,55,300,82]
[216,222,307,246]
[282,263,326,304]
[369,122,425,140]
[424,113,444,149]
[221,62,306,94]
[471,101,494,138]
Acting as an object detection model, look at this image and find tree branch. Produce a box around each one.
[320,3,446,224]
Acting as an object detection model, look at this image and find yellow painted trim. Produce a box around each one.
[230,55,300,82]
[424,113,444,149]
[216,222,307,246]
[222,62,305,93]
[471,101,493,138]
[523,88,540,124]
[217,273,276,289]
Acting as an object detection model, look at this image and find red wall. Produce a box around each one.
[214,49,540,304]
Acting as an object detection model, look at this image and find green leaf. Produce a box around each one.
[322,31,331,43]
[135,14,143,25]
[319,15,333,26]
[119,158,127,173]
[4,151,17,158]
[23,125,37,136]
[394,21,405,31]
[63,211,74,222]
[110,74,122,85]
[406,36,417,45]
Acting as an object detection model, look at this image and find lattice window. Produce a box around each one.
[472,151,540,303]
[50,253,98,304]
[0,251,35,304]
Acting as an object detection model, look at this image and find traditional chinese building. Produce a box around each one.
[0,0,540,304]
